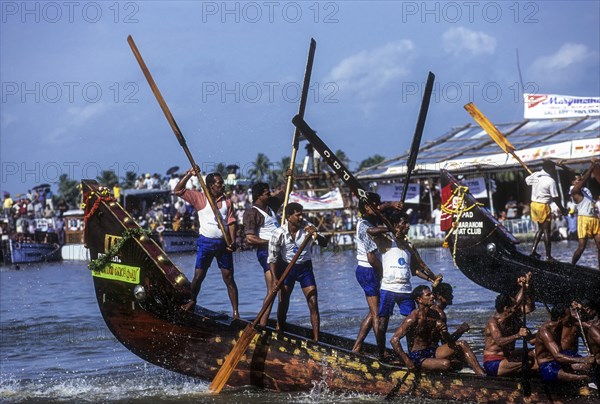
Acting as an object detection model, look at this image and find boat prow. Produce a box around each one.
[440,169,599,306]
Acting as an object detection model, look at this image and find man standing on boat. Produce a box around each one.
[482,274,535,377]
[432,283,485,375]
[569,159,600,268]
[525,160,567,262]
[535,303,595,382]
[174,168,239,319]
[243,182,284,326]
[352,192,385,353]
[268,202,327,341]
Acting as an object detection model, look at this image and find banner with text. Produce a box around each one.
[377,183,420,204]
[288,187,345,210]
[524,94,600,119]
[461,177,488,199]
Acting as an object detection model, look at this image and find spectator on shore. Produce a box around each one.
[566,209,578,241]
[505,196,519,219]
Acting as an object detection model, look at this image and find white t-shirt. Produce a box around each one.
[525,170,558,204]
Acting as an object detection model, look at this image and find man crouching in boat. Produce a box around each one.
[535,303,595,382]
[432,282,485,376]
[174,168,239,318]
[268,202,328,341]
[390,285,468,374]
[482,274,535,377]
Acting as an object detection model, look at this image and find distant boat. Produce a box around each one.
[61,209,89,261]
[440,169,599,306]
[1,218,61,265]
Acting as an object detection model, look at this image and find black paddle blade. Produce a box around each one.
[401,71,435,204]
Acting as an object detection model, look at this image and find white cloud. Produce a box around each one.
[47,103,109,142]
[442,27,496,57]
[327,40,414,98]
[532,43,590,72]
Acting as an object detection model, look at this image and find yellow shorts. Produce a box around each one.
[577,216,600,239]
[530,201,551,223]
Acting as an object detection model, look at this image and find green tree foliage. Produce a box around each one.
[249,153,271,182]
[357,154,386,171]
[56,174,80,209]
[96,170,119,187]
[121,171,138,189]
[268,156,291,187]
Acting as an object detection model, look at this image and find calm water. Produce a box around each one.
[0,241,596,403]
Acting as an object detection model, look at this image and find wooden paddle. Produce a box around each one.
[291,116,440,285]
[401,71,435,204]
[208,228,316,394]
[464,102,533,175]
[127,35,233,248]
[282,38,317,223]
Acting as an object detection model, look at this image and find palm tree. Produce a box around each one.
[249,153,271,182]
[121,171,138,189]
[97,170,119,187]
[357,154,386,171]
[56,174,80,209]
[335,149,351,169]
[268,156,291,187]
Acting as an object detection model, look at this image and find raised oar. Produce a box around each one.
[127,35,232,247]
[282,38,317,223]
[464,102,532,175]
[291,116,440,286]
[401,71,435,204]
[208,229,315,394]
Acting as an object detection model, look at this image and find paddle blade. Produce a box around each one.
[209,324,258,394]
[464,102,515,154]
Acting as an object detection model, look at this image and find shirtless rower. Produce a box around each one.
[432,282,485,375]
[535,303,595,382]
[483,273,535,377]
[390,285,454,373]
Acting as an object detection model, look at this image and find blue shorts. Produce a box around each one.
[484,360,502,377]
[539,361,561,382]
[560,350,581,357]
[256,249,269,273]
[195,235,233,271]
[277,260,316,289]
[408,347,436,367]
[378,289,415,317]
[355,265,380,297]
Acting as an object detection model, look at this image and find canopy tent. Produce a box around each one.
[356,116,599,180]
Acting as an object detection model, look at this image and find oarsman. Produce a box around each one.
[243,182,284,326]
[174,168,239,318]
[535,303,595,382]
[390,285,454,373]
[368,209,442,361]
[432,282,485,376]
[525,160,567,262]
[351,193,408,353]
[483,274,536,377]
[268,202,328,341]
[569,159,600,267]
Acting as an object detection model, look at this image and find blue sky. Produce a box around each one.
[1,1,599,194]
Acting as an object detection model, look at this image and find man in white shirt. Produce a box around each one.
[570,160,600,267]
[268,202,327,341]
[525,160,567,262]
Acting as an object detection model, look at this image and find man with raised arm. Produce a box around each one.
[174,168,239,318]
[483,274,535,377]
[570,159,600,267]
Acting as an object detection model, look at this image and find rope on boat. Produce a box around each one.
[441,185,483,266]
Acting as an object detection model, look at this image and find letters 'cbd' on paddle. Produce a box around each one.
[127,35,233,247]
[209,229,316,394]
[283,38,317,223]
[464,102,533,175]
[291,116,439,285]
[401,71,435,204]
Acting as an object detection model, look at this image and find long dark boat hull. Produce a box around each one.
[440,169,599,306]
[82,180,595,402]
